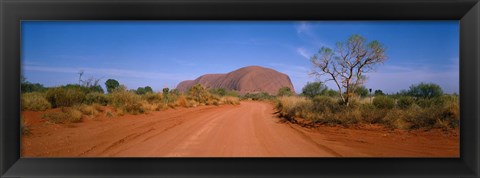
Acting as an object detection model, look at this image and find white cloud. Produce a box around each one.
[296,21,311,34]
[294,22,330,50]
[296,47,311,59]
[23,65,195,81]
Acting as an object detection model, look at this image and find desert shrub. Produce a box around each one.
[374,89,385,96]
[354,86,370,98]
[174,95,189,107]
[277,87,295,97]
[210,88,226,96]
[105,79,120,93]
[372,96,395,109]
[62,107,83,123]
[242,92,274,101]
[359,104,387,124]
[415,98,436,108]
[382,109,413,130]
[336,109,362,126]
[135,86,153,95]
[85,92,109,105]
[42,107,83,123]
[439,95,459,128]
[311,95,340,113]
[21,92,51,111]
[42,112,68,124]
[21,82,46,93]
[109,90,144,115]
[397,96,415,109]
[141,101,159,112]
[301,82,328,98]
[45,87,85,108]
[188,84,211,103]
[275,96,311,121]
[220,96,240,105]
[76,104,98,116]
[142,92,162,104]
[407,82,443,99]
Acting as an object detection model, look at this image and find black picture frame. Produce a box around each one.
[1,0,479,177]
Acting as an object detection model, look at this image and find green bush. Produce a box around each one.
[373,96,395,109]
[109,90,144,114]
[397,96,415,109]
[301,82,327,98]
[360,104,387,124]
[277,87,295,96]
[21,92,51,111]
[85,92,109,105]
[275,96,312,121]
[188,84,212,103]
[311,95,340,113]
[407,82,443,99]
[242,92,274,100]
[45,87,85,108]
[142,92,162,103]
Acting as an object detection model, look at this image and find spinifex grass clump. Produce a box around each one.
[109,90,145,115]
[21,92,51,111]
[42,107,83,124]
[45,87,86,108]
[275,93,459,130]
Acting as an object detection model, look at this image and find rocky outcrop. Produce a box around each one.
[176,66,295,95]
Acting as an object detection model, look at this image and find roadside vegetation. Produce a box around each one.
[21,76,240,128]
[275,82,459,130]
[276,34,458,131]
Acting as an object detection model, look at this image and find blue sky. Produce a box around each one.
[22,21,459,94]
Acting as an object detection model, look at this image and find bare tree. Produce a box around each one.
[310,34,387,106]
[78,70,84,85]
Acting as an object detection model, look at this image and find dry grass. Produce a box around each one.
[76,104,98,116]
[42,107,83,124]
[21,92,51,111]
[275,95,459,130]
[109,90,145,115]
[21,116,31,135]
[220,96,240,105]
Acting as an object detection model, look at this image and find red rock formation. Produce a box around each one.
[176,66,295,95]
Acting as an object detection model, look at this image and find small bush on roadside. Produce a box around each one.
[46,87,85,107]
[21,92,51,111]
[142,92,162,104]
[76,104,98,116]
[311,95,339,113]
[42,107,83,124]
[109,90,145,115]
[187,84,212,104]
[85,92,109,105]
[276,96,312,121]
[62,107,83,123]
[220,96,240,105]
[359,104,387,124]
[397,96,415,109]
[242,92,274,101]
[373,96,395,109]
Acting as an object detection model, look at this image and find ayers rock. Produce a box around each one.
[176,66,295,95]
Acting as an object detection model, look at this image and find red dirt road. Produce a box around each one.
[22,101,458,157]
